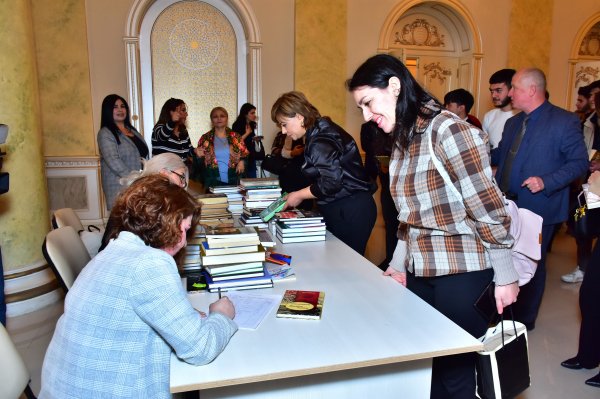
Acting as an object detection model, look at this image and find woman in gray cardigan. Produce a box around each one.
[97,94,149,209]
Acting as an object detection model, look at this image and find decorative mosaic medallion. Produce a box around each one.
[169,19,220,70]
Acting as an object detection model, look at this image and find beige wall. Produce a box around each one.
[248,0,295,145]
[85,0,137,139]
[32,0,95,157]
[295,0,347,125]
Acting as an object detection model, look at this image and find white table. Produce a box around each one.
[171,232,483,398]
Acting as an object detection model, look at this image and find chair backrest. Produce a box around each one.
[52,208,84,232]
[42,226,91,292]
[0,323,33,399]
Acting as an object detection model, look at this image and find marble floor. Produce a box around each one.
[5,228,599,398]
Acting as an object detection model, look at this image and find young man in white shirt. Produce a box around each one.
[483,69,518,150]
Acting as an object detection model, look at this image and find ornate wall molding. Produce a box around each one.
[579,22,600,57]
[423,62,452,84]
[574,65,600,87]
[378,0,481,53]
[377,0,482,115]
[45,156,100,169]
[566,13,600,109]
[394,18,445,47]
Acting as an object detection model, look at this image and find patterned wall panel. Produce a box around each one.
[151,1,237,144]
[45,157,103,224]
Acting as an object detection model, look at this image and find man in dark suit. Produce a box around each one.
[493,68,588,330]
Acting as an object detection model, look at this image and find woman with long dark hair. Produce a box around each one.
[232,103,263,178]
[97,94,149,209]
[348,54,519,398]
[151,98,200,164]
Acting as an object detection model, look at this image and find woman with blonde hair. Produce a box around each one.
[271,91,376,255]
[197,107,249,189]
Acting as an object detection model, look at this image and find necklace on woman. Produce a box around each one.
[119,125,133,137]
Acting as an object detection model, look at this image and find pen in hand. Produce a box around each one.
[218,287,222,299]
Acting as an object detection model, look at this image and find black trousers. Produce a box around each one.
[576,240,600,368]
[318,191,376,256]
[408,268,494,399]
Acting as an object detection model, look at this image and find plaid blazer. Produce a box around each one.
[97,126,148,209]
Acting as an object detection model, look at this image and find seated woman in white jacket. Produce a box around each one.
[40,174,237,398]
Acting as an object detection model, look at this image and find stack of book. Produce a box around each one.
[210,185,244,215]
[195,193,234,226]
[275,209,327,243]
[200,226,273,292]
[239,177,282,212]
[240,208,268,229]
[178,236,203,272]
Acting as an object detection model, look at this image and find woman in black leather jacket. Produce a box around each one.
[271,91,377,255]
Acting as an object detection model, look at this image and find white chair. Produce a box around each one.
[52,208,85,232]
[42,226,91,293]
[0,323,36,399]
[52,208,103,257]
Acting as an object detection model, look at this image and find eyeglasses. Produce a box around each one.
[170,170,188,188]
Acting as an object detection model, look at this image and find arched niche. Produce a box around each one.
[378,0,482,114]
[124,0,262,146]
[566,12,600,111]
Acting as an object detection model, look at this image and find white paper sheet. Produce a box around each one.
[224,291,282,330]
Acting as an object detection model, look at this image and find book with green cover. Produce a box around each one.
[276,290,325,320]
[259,194,287,222]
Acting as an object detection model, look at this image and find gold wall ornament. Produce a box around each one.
[169,18,221,70]
[575,66,600,87]
[394,18,445,47]
[423,62,452,84]
[579,22,600,56]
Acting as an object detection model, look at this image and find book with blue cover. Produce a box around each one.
[203,267,273,291]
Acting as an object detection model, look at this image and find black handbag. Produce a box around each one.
[251,139,266,161]
[261,154,289,175]
[573,191,600,240]
[476,309,530,399]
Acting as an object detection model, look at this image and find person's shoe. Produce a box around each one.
[585,373,600,388]
[561,266,584,283]
[561,357,585,370]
